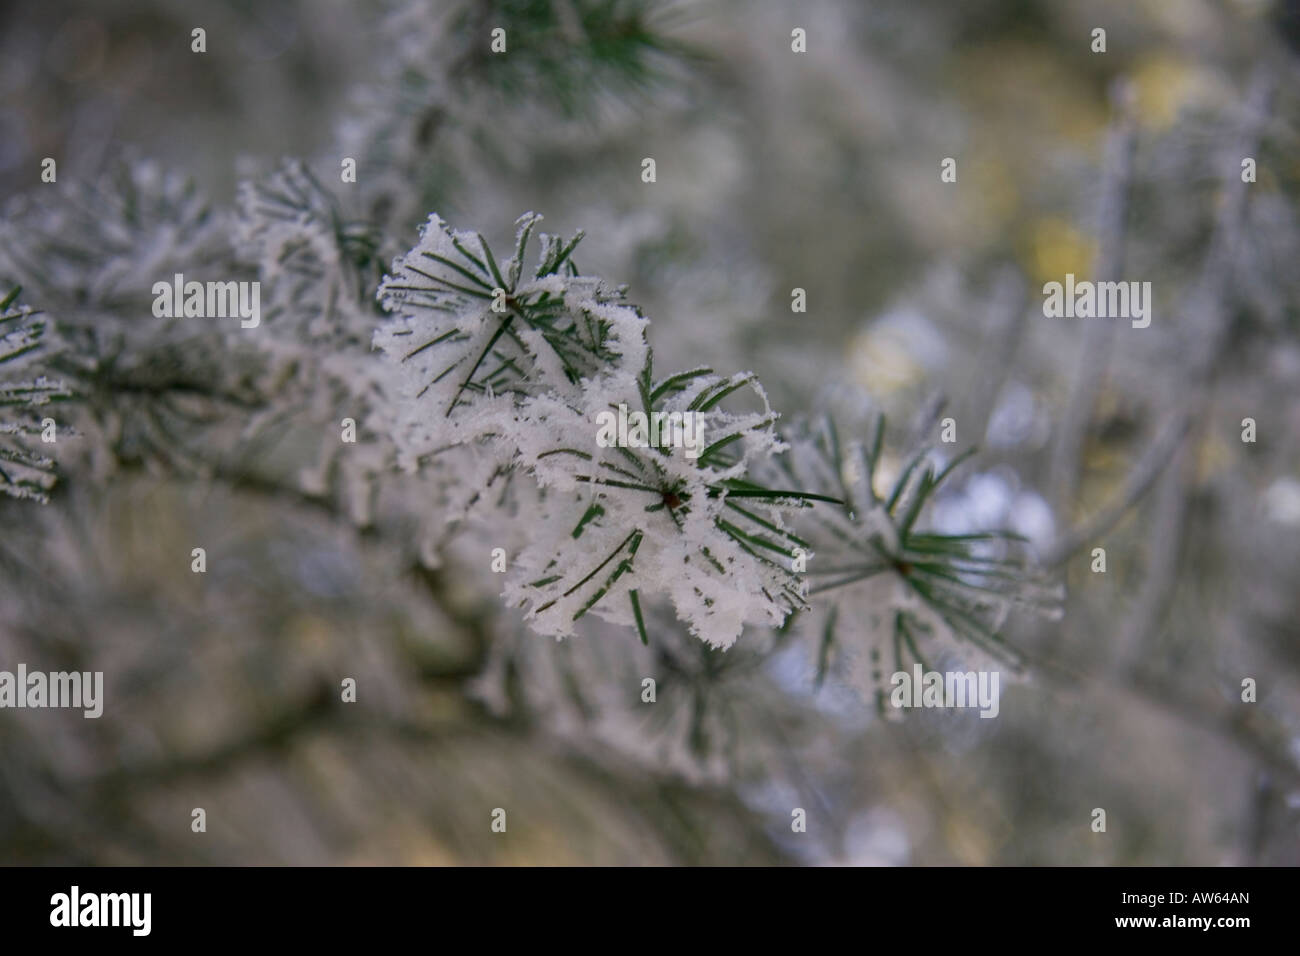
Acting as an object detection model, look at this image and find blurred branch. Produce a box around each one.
[1047,79,1137,514]
[1032,654,1300,790]
[91,683,339,794]
[1112,67,1275,674]
[1042,411,1191,567]
[964,268,1030,442]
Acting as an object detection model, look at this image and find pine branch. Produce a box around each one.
[0,286,71,502]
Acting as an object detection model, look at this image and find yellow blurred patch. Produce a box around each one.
[969,153,1020,227]
[290,614,335,663]
[1131,55,1198,131]
[848,327,924,396]
[955,42,1106,146]
[1195,430,1232,483]
[345,818,460,866]
[1026,218,1096,286]
[946,814,993,865]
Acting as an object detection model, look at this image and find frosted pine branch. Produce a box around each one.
[0,286,70,502]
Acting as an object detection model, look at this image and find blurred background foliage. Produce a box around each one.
[1,0,1298,864]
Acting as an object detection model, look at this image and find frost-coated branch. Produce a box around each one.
[370,212,1057,662]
